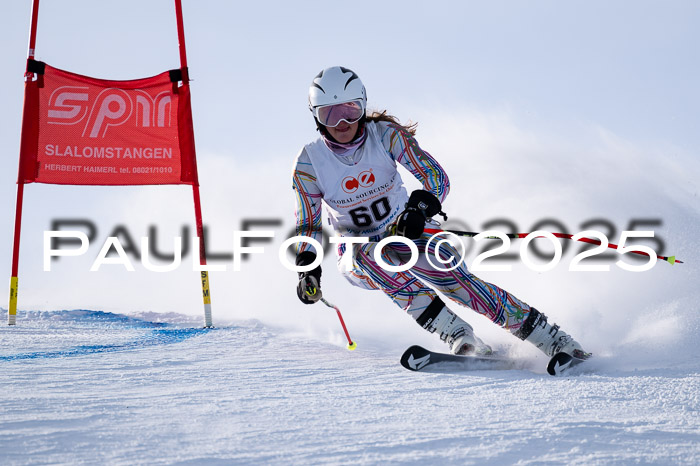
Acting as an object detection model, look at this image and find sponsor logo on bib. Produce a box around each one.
[341,170,375,193]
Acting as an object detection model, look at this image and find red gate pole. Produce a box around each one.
[9,187,25,325]
[174,0,213,327]
[9,0,41,326]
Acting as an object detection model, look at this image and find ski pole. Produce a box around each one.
[424,228,683,265]
[320,297,357,351]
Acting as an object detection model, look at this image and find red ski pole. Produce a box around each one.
[320,298,357,351]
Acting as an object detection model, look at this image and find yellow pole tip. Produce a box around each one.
[667,255,676,265]
[346,341,357,351]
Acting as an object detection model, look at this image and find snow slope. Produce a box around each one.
[1,310,698,465]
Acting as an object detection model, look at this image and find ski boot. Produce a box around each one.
[416,297,492,355]
[514,307,590,359]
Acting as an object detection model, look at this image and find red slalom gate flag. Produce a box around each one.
[18,61,198,186]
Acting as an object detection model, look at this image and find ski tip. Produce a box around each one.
[547,352,589,376]
[547,352,573,376]
[400,345,431,371]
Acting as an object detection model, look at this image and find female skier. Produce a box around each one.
[292,66,588,360]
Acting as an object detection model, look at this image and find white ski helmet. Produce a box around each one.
[308,66,367,124]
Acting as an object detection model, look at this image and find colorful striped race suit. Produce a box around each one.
[292,120,532,333]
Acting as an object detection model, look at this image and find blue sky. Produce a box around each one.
[3,1,698,155]
[0,1,698,337]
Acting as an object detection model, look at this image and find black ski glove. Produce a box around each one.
[395,190,445,240]
[296,250,322,304]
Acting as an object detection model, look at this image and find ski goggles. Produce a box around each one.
[313,100,365,127]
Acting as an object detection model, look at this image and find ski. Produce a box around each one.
[546,351,589,376]
[399,345,520,372]
[401,345,591,375]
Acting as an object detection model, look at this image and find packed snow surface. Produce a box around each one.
[1,310,698,465]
